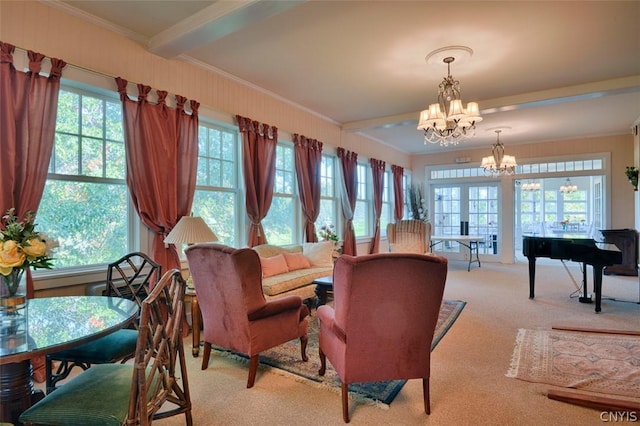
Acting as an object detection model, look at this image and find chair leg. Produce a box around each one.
[247,355,259,388]
[423,377,430,414]
[300,335,308,362]
[318,348,326,376]
[201,342,211,370]
[342,382,350,423]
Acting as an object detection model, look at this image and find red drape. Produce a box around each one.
[369,158,385,254]
[293,134,323,242]
[391,165,404,221]
[238,115,277,247]
[115,77,199,274]
[0,42,66,298]
[337,148,358,256]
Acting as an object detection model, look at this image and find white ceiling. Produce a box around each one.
[51,0,640,154]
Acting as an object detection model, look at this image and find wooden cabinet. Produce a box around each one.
[601,229,638,276]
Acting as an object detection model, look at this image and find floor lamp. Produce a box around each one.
[164,216,218,288]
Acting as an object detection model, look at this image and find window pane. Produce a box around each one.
[263,196,295,245]
[192,190,237,245]
[38,181,128,268]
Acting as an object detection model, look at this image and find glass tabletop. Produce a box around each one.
[0,296,138,363]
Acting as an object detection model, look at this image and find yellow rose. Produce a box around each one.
[22,238,47,257]
[0,240,26,269]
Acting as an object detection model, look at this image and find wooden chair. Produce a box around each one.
[185,243,309,388]
[20,269,192,426]
[317,253,448,422]
[387,219,432,253]
[45,252,161,394]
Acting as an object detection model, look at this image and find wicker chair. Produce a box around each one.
[45,252,161,394]
[20,269,192,426]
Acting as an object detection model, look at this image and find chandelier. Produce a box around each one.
[481,130,517,176]
[522,180,540,191]
[417,51,482,146]
[560,178,577,193]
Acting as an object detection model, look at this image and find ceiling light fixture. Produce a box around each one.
[417,47,482,146]
[560,178,577,194]
[522,180,540,191]
[481,129,517,176]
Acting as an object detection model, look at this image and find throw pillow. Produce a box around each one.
[303,241,334,267]
[260,254,289,278]
[283,252,311,271]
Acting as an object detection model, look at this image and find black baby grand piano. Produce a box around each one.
[523,236,621,312]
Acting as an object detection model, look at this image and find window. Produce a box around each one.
[38,87,132,269]
[191,122,241,247]
[380,169,392,236]
[318,154,340,235]
[263,143,297,245]
[353,163,371,237]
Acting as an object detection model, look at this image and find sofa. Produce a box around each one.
[252,241,335,302]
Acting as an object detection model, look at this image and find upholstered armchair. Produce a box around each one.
[317,253,448,422]
[386,219,432,253]
[185,243,309,388]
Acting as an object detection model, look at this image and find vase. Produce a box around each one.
[0,269,27,313]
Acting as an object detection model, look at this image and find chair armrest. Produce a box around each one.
[317,306,346,343]
[248,295,302,321]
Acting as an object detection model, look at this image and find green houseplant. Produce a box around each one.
[626,166,639,191]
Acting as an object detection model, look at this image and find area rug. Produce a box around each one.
[506,328,640,398]
[213,299,465,406]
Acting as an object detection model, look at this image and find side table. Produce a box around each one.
[184,289,201,357]
[313,275,333,307]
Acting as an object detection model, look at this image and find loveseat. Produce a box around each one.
[252,241,335,302]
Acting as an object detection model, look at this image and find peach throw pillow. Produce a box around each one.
[283,252,311,271]
[260,254,289,278]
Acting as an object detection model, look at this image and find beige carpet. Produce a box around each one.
[507,328,640,398]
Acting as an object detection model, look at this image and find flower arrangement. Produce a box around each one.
[318,224,343,254]
[408,185,429,223]
[625,166,638,190]
[0,208,57,297]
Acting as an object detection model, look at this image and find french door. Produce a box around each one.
[432,183,500,256]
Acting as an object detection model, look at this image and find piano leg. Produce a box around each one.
[527,256,536,299]
[578,262,592,304]
[593,265,604,313]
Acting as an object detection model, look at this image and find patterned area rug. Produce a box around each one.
[506,329,640,398]
[213,299,465,406]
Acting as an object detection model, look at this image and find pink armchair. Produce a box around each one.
[317,252,448,422]
[185,243,309,388]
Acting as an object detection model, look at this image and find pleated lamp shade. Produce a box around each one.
[164,216,218,245]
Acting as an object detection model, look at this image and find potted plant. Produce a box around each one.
[625,166,638,191]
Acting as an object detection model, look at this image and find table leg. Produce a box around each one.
[315,285,328,308]
[1,360,44,425]
[191,296,201,357]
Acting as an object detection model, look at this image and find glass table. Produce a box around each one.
[0,296,138,424]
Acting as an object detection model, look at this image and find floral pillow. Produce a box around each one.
[259,254,289,278]
[283,252,311,271]
[303,241,334,267]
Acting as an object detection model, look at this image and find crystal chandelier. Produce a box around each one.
[522,180,540,191]
[481,130,517,176]
[417,54,482,146]
[560,178,577,193]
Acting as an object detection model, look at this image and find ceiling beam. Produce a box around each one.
[149,0,306,58]
[342,76,640,132]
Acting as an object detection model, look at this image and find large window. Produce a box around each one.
[192,122,241,246]
[318,154,340,236]
[263,143,298,245]
[39,87,132,269]
[353,163,371,237]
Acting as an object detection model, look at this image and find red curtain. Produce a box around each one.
[337,148,358,256]
[391,164,404,221]
[115,77,199,274]
[0,42,66,298]
[238,115,277,247]
[293,134,323,242]
[369,158,385,254]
